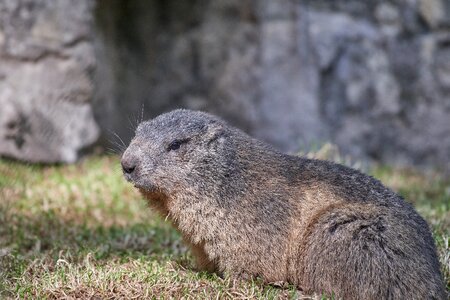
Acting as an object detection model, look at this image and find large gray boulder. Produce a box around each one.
[0,0,98,163]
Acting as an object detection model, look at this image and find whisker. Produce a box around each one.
[109,140,126,152]
[106,146,124,156]
[106,147,118,155]
[108,129,127,148]
[127,115,136,132]
[139,102,145,124]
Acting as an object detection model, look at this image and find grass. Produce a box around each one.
[0,154,448,299]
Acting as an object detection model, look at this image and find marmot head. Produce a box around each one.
[121,109,229,197]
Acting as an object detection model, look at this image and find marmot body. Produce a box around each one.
[121,109,445,299]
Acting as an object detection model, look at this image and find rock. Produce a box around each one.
[419,0,446,29]
[0,0,99,163]
[1,0,449,170]
[92,0,450,170]
[375,3,401,37]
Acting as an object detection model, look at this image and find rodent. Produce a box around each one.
[121,109,446,299]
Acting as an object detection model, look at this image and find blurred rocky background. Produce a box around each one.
[0,0,449,170]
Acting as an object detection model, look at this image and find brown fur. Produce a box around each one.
[121,109,446,299]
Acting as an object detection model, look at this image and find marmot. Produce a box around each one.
[121,109,446,299]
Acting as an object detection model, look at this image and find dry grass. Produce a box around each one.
[0,154,448,299]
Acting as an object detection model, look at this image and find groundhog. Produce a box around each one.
[121,109,446,299]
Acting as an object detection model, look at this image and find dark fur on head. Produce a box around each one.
[122,109,446,299]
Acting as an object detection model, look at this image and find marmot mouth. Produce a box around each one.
[133,180,159,193]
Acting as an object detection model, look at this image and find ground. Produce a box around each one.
[0,154,449,299]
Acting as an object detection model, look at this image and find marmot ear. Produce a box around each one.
[205,122,226,146]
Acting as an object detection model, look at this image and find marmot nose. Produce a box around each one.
[121,157,137,174]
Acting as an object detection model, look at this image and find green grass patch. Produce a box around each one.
[0,154,448,298]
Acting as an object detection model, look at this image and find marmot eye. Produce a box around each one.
[167,140,182,151]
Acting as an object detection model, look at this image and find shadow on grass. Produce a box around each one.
[0,202,190,290]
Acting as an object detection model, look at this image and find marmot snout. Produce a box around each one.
[121,109,446,299]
